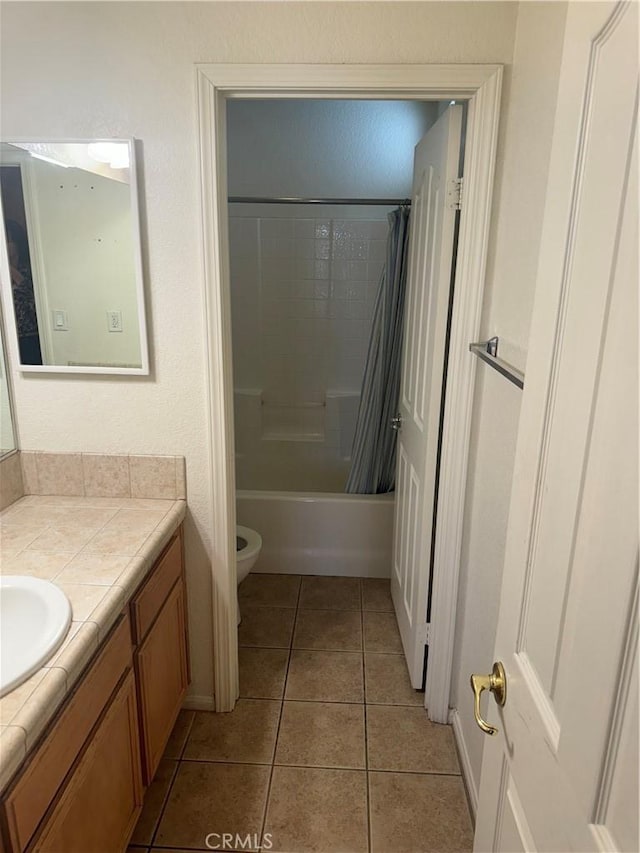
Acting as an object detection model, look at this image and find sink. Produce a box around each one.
[0,576,72,698]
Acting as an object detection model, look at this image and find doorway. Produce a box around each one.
[196,63,503,718]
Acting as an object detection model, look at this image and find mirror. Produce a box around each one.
[0,140,148,374]
[0,308,17,456]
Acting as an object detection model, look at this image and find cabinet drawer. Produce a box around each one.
[30,671,143,853]
[3,614,132,852]
[131,530,182,643]
[136,579,188,783]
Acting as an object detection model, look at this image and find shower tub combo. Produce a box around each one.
[230,206,396,579]
[237,489,394,578]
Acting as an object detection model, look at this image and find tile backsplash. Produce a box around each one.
[0,453,24,512]
[17,452,186,501]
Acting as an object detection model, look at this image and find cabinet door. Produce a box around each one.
[136,579,189,783]
[32,671,143,853]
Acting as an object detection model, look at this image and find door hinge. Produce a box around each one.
[419,622,431,646]
[447,177,463,210]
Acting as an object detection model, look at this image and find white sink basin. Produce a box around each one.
[0,576,72,697]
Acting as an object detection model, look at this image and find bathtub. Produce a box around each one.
[236,490,394,578]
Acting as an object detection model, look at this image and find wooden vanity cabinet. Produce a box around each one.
[31,671,142,853]
[130,528,189,784]
[2,614,142,853]
[0,523,189,853]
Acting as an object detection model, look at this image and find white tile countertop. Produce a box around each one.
[0,494,186,792]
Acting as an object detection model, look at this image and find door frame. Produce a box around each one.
[196,63,502,714]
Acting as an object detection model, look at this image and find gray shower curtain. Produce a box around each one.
[346,206,411,494]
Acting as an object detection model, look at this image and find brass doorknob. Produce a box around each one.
[470,661,506,736]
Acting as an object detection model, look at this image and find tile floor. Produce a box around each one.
[128,574,473,853]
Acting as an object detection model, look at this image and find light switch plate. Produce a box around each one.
[52,309,68,331]
[107,310,123,332]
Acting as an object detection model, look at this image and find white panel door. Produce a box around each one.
[474,3,638,851]
[391,106,462,688]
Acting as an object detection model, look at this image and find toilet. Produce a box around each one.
[236,525,262,623]
[236,525,262,583]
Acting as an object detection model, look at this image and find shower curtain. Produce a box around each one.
[346,205,411,494]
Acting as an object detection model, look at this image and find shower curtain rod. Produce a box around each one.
[228,196,412,206]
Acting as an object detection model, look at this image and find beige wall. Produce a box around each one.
[0,1,518,707]
[450,0,568,801]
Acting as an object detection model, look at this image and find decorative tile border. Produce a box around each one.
[18,452,186,500]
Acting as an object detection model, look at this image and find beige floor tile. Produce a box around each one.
[365,653,423,706]
[369,771,473,852]
[363,610,403,653]
[299,576,361,611]
[361,578,394,612]
[183,700,281,764]
[238,606,296,648]
[131,758,178,845]
[275,701,365,769]
[285,650,364,703]
[155,761,270,851]
[239,647,289,699]
[163,710,195,759]
[239,573,301,607]
[367,705,460,774]
[293,609,362,651]
[264,766,368,853]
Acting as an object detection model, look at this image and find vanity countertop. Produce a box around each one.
[0,494,186,792]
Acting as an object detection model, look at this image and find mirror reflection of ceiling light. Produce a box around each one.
[87,142,130,170]
[30,152,70,169]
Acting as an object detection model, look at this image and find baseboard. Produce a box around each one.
[183,694,216,711]
[450,708,479,819]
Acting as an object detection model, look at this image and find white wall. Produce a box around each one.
[450,1,568,804]
[0,1,518,707]
[228,99,438,199]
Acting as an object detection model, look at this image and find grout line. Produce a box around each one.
[148,711,197,848]
[366,768,465,779]
[361,584,372,853]
[257,575,302,847]
[176,711,197,760]
[263,696,366,706]
[272,761,367,772]
[241,643,366,653]
[175,756,459,778]
[148,755,181,848]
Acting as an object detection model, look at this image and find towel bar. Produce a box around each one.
[469,336,524,389]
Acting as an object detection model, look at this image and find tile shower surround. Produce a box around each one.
[230,211,391,491]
